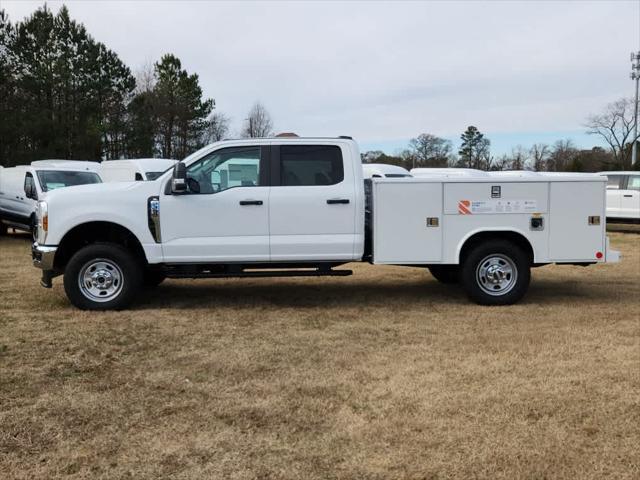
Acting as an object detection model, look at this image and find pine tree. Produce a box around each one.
[458,126,491,170]
[152,54,213,158]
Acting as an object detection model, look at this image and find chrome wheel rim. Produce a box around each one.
[78,258,124,302]
[476,254,517,296]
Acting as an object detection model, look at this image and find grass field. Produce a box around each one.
[1,232,638,479]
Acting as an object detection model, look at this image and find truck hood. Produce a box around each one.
[44,180,158,202]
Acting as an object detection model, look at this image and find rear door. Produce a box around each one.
[620,174,640,219]
[268,143,357,261]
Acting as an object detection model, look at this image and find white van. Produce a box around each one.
[363,163,411,178]
[600,171,640,221]
[99,159,177,182]
[0,161,101,235]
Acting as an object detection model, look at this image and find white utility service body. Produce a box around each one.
[373,172,614,265]
[30,137,619,310]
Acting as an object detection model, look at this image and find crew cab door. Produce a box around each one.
[160,145,270,262]
[268,144,358,261]
[620,174,640,218]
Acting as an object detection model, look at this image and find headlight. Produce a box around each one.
[36,201,48,243]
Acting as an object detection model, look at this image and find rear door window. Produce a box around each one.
[606,175,624,190]
[278,145,344,186]
[627,175,640,191]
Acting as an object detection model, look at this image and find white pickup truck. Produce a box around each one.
[31,137,620,310]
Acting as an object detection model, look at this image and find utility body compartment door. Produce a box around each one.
[549,181,605,261]
[372,181,442,263]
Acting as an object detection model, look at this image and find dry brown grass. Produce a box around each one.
[0,232,639,479]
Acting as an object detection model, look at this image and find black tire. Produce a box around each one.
[143,269,166,288]
[428,265,460,284]
[461,240,531,306]
[63,243,142,310]
[0,221,7,236]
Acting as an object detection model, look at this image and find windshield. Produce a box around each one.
[36,170,101,192]
[145,171,166,181]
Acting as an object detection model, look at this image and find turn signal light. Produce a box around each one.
[596,251,603,259]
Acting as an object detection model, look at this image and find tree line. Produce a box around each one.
[363,104,639,173]
[1,5,637,171]
[0,5,273,167]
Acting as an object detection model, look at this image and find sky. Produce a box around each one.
[3,0,640,156]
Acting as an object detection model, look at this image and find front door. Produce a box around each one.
[620,174,640,219]
[268,144,357,261]
[160,145,270,263]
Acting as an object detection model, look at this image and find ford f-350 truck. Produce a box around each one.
[31,137,620,310]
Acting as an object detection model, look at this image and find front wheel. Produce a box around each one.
[63,243,142,310]
[461,241,530,305]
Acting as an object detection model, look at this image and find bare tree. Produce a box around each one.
[491,154,510,171]
[548,139,578,171]
[585,98,639,169]
[242,102,273,138]
[408,133,452,168]
[530,143,549,171]
[203,112,230,143]
[361,150,384,163]
[508,145,529,170]
[134,60,155,94]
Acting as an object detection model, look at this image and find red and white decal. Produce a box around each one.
[458,200,472,215]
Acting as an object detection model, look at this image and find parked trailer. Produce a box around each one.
[31,137,619,310]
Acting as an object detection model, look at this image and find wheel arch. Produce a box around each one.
[457,229,534,264]
[54,221,147,271]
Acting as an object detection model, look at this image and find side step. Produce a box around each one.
[164,267,353,279]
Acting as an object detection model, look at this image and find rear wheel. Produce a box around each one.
[428,265,459,284]
[0,221,7,236]
[63,243,142,310]
[461,240,530,305]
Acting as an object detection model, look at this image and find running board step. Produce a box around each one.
[165,269,353,279]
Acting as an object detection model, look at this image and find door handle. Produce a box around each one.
[327,199,350,205]
[239,200,263,206]
[623,194,633,198]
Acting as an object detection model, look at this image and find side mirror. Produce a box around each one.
[171,162,188,194]
[24,178,38,200]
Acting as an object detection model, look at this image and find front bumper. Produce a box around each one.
[32,243,58,287]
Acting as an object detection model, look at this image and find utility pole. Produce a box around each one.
[632,51,640,166]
